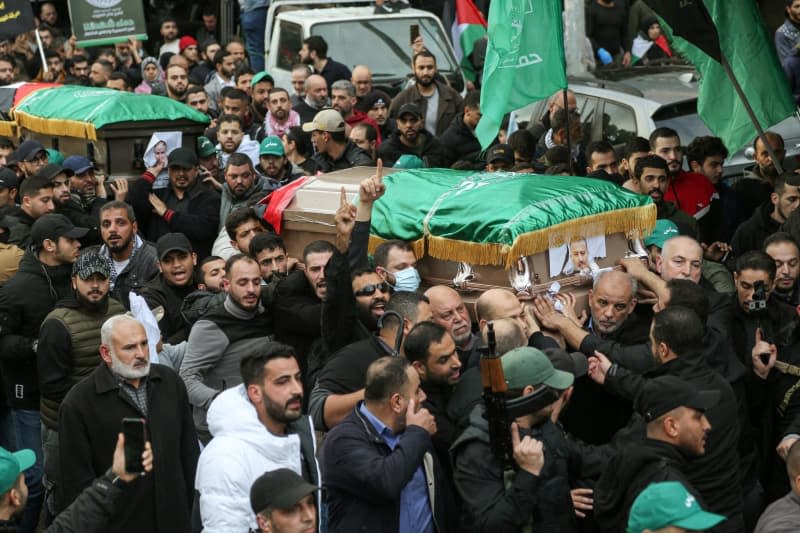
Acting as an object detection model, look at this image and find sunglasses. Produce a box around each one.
[354,282,393,297]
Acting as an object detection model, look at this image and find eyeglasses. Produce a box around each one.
[354,282,392,297]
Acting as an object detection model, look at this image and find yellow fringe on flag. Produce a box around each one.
[0,121,15,138]
[12,111,97,140]
[368,234,425,259]
[423,203,656,268]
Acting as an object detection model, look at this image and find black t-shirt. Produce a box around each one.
[316,336,392,394]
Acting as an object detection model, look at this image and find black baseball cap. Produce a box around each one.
[16,140,47,163]
[167,148,198,169]
[362,90,391,110]
[0,168,18,190]
[397,103,422,119]
[72,250,110,279]
[156,232,193,260]
[249,468,319,514]
[636,375,720,422]
[33,163,72,182]
[486,144,515,165]
[31,213,89,246]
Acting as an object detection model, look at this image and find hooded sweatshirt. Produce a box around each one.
[195,385,321,532]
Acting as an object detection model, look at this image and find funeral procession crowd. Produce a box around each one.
[0,0,798,532]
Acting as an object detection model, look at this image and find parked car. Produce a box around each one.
[514,66,800,177]
[263,0,465,96]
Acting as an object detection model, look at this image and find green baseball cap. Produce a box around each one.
[627,481,725,533]
[501,347,574,390]
[196,136,216,158]
[252,71,275,87]
[394,154,424,169]
[46,148,64,166]
[643,219,679,249]
[0,447,35,494]
[259,136,285,157]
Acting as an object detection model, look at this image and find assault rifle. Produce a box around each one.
[481,321,560,467]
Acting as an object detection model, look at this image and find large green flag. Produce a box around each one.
[656,0,796,154]
[475,0,567,149]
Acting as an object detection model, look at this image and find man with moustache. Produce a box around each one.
[331,80,381,143]
[425,285,480,369]
[216,114,261,169]
[58,315,199,533]
[180,255,272,442]
[93,201,159,309]
[735,132,788,220]
[37,250,125,516]
[293,74,328,125]
[258,136,299,192]
[138,233,198,343]
[650,128,718,241]
[377,103,448,168]
[129,147,220,259]
[0,214,86,532]
[165,64,189,102]
[390,50,464,137]
[195,343,320,532]
[250,72,274,125]
[264,87,300,138]
[765,232,800,306]
[205,50,237,112]
[633,155,699,238]
[272,240,335,371]
[303,109,373,172]
[594,376,719,532]
[731,172,800,258]
[308,290,432,431]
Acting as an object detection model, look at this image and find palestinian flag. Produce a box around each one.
[451,0,487,82]
[631,34,672,64]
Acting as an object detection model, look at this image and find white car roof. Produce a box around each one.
[278,6,439,24]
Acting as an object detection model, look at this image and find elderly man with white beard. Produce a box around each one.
[57,315,199,533]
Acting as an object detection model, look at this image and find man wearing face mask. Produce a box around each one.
[586,141,624,185]
[373,239,421,293]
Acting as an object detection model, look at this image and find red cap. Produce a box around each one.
[179,36,198,52]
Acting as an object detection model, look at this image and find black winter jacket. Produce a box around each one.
[450,404,609,533]
[311,141,373,173]
[730,202,781,259]
[129,171,220,259]
[438,114,484,166]
[0,249,73,409]
[58,364,199,533]
[377,130,449,168]
[594,438,702,532]
[604,354,746,531]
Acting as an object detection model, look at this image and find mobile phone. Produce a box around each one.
[121,418,147,473]
[410,24,420,45]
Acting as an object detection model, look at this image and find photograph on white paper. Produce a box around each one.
[548,235,607,278]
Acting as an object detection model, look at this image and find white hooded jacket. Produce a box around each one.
[195,384,320,532]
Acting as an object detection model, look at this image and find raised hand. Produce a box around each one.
[406,398,437,435]
[588,351,612,385]
[752,328,777,380]
[511,422,544,476]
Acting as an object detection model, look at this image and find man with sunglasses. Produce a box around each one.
[308,291,432,431]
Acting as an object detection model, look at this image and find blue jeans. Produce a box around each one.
[241,6,268,71]
[12,409,43,533]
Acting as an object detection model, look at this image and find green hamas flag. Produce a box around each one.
[475,0,567,149]
[657,0,795,154]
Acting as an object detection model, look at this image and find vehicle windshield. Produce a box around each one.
[652,100,712,146]
[312,17,457,81]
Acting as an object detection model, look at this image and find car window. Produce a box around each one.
[653,101,712,147]
[601,101,637,145]
[277,20,303,71]
[312,17,457,80]
[578,95,600,141]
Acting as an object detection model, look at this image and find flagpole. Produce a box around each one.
[34,29,48,73]
[561,0,571,174]
[718,55,784,175]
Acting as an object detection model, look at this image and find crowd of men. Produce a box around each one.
[0,1,796,533]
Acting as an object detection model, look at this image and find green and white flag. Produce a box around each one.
[475,0,567,148]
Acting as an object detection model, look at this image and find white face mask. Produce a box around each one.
[392,266,421,292]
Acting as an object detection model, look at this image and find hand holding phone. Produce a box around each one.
[121,418,147,473]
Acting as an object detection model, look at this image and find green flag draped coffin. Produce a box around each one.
[12,86,210,141]
[369,170,656,268]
